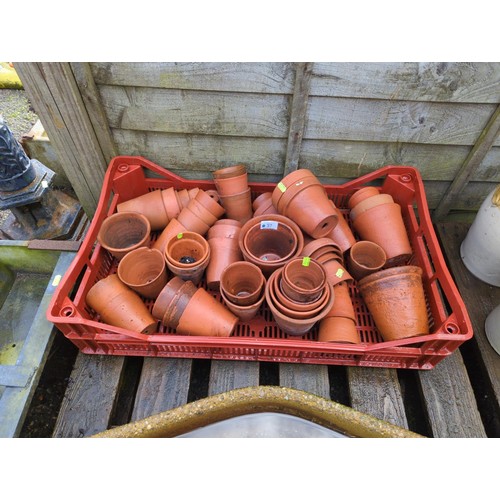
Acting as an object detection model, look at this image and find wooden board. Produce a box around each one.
[278,363,330,399]
[347,367,409,430]
[52,353,125,437]
[131,358,192,421]
[208,360,260,396]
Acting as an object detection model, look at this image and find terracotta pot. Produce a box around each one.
[117,247,168,299]
[347,240,387,281]
[352,202,412,267]
[206,237,243,290]
[327,204,356,253]
[214,173,249,197]
[265,268,334,335]
[253,201,279,217]
[188,188,200,200]
[220,261,265,306]
[213,164,247,179]
[177,206,211,235]
[358,265,429,342]
[117,189,169,231]
[239,214,304,276]
[97,211,151,261]
[350,193,395,222]
[318,316,359,344]
[220,286,266,322]
[281,257,326,303]
[207,219,242,240]
[164,231,210,285]
[152,218,187,254]
[252,192,273,212]
[348,186,380,210]
[301,238,344,264]
[195,189,226,219]
[205,189,220,203]
[86,274,157,334]
[327,281,356,321]
[320,258,353,286]
[185,198,219,226]
[219,188,253,223]
[176,189,191,209]
[162,187,183,220]
[152,277,196,326]
[271,169,314,210]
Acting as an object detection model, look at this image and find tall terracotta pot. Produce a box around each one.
[86,274,157,334]
[117,189,169,231]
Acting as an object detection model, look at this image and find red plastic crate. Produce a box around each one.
[46,156,473,369]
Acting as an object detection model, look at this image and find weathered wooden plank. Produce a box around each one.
[432,104,500,220]
[417,351,486,437]
[279,363,330,399]
[208,360,260,396]
[300,140,500,182]
[347,367,409,430]
[283,62,313,176]
[131,358,192,421]
[310,62,500,103]
[15,62,108,216]
[70,62,118,163]
[305,96,500,146]
[98,85,290,138]
[91,62,295,94]
[52,353,125,437]
[111,129,286,177]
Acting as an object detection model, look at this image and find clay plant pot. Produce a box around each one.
[239,214,304,276]
[327,281,356,321]
[184,198,220,226]
[327,204,356,254]
[206,237,243,290]
[281,257,326,303]
[220,261,265,306]
[205,189,220,203]
[352,201,412,267]
[350,193,395,222]
[86,274,157,334]
[195,189,225,219]
[318,257,353,286]
[188,188,200,200]
[347,240,387,282]
[272,169,339,238]
[177,206,211,235]
[265,268,334,335]
[162,187,183,220]
[253,192,273,212]
[164,231,210,285]
[220,285,266,322]
[213,164,247,179]
[117,189,169,231]
[301,238,344,264]
[348,186,380,210]
[97,212,151,261]
[207,219,242,240]
[358,265,429,342]
[318,316,359,344]
[117,247,168,299]
[176,189,191,209]
[152,218,187,254]
[219,188,253,223]
[152,277,197,327]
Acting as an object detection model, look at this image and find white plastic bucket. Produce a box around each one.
[461,185,500,287]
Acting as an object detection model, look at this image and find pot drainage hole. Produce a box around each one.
[179,256,197,264]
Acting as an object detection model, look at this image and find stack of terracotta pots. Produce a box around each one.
[239,214,305,277]
[152,276,239,337]
[206,219,243,290]
[265,257,334,335]
[220,261,266,321]
[213,165,253,223]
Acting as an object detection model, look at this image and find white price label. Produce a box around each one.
[260,221,279,230]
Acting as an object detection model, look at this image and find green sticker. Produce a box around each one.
[277,182,287,193]
[302,257,311,267]
[177,233,183,239]
[335,268,344,278]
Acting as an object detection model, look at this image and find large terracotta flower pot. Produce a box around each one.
[347,240,387,281]
[164,231,210,285]
[219,188,253,223]
[117,189,169,231]
[206,237,243,290]
[281,257,326,303]
[117,247,168,299]
[318,316,359,344]
[220,261,265,306]
[327,204,356,254]
[152,218,187,254]
[97,211,151,261]
[352,201,412,267]
[220,286,266,322]
[358,265,429,342]
[86,274,157,334]
[239,214,304,276]
[348,186,380,210]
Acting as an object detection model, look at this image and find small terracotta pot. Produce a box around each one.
[350,193,395,222]
[347,240,387,281]
[164,231,210,285]
[327,204,356,253]
[214,173,249,197]
[176,189,191,209]
[281,257,326,303]
[220,261,265,306]
[352,202,412,267]
[185,198,219,226]
[86,274,157,334]
[208,219,242,240]
[348,186,380,210]
[358,265,429,342]
[220,286,266,322]
[301,238,344,264]
[254,201,279,217]
[327,282,356,321]
[162,187,183,220]
[117,247,168,299]
[318,316,359,344]
[195,189,226,219]
[219,188,253,223]
[177,206,211,235]
[97,212,151,261]
[206,237,243,290]
[152,218,187,254]
[252,192,273,212]
[117,189,169,231]
[152,277,196,327]
[213,164,247,179]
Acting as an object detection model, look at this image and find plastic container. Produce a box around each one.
[46,156,473,370]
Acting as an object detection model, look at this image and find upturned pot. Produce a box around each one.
[358,265,429,342]
[206,237,243,290]
[348,186,380,210]
[318,316,359,344]
[117,247,168,299]
[164,231,210,285]
[220,285,266,322]
[219,188,253,223]
[272,169,339,238]
[220,261,265,306]
[347,240,387,281]
[327,204,356,254]
[281,257,326,303]
[460,185,500,287]
[239,214,304,276]
[152,218,187,254]
[86,274,157,334]
[97,211,151,261]
[117,189,169,231]
[352,201,412,267]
